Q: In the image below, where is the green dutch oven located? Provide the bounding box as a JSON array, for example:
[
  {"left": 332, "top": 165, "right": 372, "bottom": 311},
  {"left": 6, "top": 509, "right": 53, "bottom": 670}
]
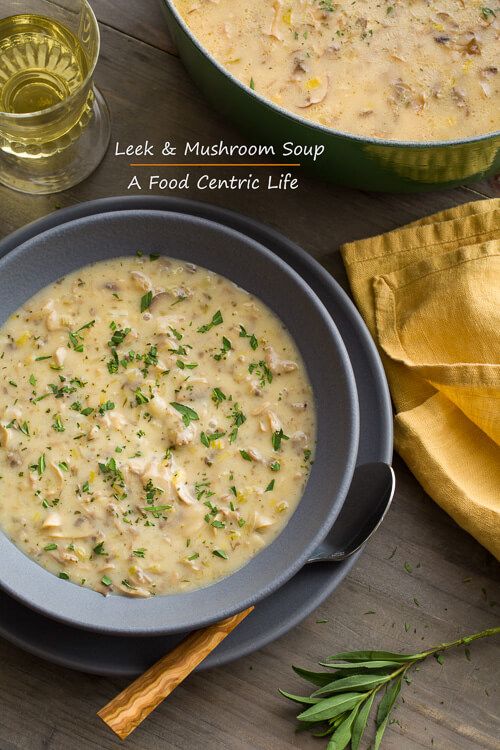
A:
[{"left": 160, "top": 0, "right": 499, "bottom": 193}]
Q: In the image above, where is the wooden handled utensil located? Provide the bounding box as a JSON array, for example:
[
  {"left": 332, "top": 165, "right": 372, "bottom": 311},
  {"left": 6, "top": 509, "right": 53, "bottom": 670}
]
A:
[{"left": 98, "top": 607, "right": 253, "bottom": 740}]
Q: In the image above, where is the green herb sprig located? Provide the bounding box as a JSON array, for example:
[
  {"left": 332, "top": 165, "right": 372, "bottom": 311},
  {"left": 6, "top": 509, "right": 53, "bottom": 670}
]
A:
[{"left": 280, "top": 627, "right": 500, "bottom": 749}]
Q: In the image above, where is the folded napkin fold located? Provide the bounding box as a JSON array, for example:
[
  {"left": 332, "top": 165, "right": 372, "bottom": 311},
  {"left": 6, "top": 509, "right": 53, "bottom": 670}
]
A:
[{"left": 341, "top": 199, "right": 500, "bottom": 560}]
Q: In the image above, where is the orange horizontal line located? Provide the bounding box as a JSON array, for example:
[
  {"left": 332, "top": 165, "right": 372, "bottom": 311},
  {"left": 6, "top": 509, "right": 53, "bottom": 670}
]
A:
[{"left": 129, "top": 163, "right": 302, "bottom": 167}]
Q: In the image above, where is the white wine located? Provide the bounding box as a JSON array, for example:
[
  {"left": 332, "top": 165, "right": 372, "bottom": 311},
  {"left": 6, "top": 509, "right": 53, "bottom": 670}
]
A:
[
  {"left": 0, "top": 1, "right": 110, "bottom": 194},
  {"left": 0, "top": 13, "right": 93, "bottom": 158},
  {"left": 0, "top": 14, "right": 88, "bottom": 115}
]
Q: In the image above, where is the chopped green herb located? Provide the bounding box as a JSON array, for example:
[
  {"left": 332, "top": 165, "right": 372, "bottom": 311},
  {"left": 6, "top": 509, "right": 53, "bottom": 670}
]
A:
[
  {"left": 270, "top": 461, "right": 281, "bottom": 472},
  {"left": 69, "top": 320, "right": 95, "bottom": 352},
  {"left": 36, "top": 454, "right": 46, "bottom": 476},
  {"left": 19, "top": 421, "right": 30, "bottom": 436},
  {"left": 170, "top": 402, "right": 199, "bottom": 427},
  {"left": 248, "top": 360, "right": 273, "bottom": 388},
  {"left": 197, "top": 310, "right": 223, "bottom": 333},
  {"left": 212, "top": 387, "right": 227, "bottom": 407},
  {"left": 240, "top": 450, "right": 252, "bottom": 461},
  {"left": 228, "top": 403, "right": 246, "bottom": 443},
  {"left": 135, "top": 389, "right": 150, "bottom": 406},
  {"left": 140, "top": 291, "right": 153, "bottom": 313},
  {"left": 44, "top": 543, "right": 58, "bottom": 551},
  {"left": 142, "top": 504, "right": 172, "bottom": 516},
  {"left": 265, "top": 480, "right": 275, "bottom": 492},
  {"left": 176, "top": 359, "right": 198, "bottom": 370},
  {"left": 93, "top": 542, "right": 107, "bottom": 556},
  {"left": 52, "top": 415, "right": 65, "bottom": 432},
  {"left": 108, "top": 326, "right": 130, "bottom": 348},
  {"left": 272, "top": 428, "right": 290, "bottom": 451},
  {"left": 101, "top": 575, "right": 112, "bottom": 587},
  {"left": 213, "top": 549, "right": 228, "bottom": 559},
  {"left": 201, "top": 430, "right": 226, "bottom": 447},
  {"left": 239, "top": 325, "right": 258, "bottom": 350},
  {"left": 169, "top": 326, "right": 183, "bottom": 341},
  {"left": 133, "top": 548, "right": 146, "bottom": 558},
  {"left": 213, "top": 336, "right": 232, "bottom": 361},
  {"left": 58, "top": 572, "right": 69, "bottom": 580},
  {"left": 98, "top": 400, "right": 115, "bottom": 415}
]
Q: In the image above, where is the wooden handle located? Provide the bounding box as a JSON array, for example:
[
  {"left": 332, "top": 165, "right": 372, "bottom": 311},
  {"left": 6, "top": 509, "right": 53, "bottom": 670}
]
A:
[{"left": 98, "top": 607, "right": 254, "bottom": 740}]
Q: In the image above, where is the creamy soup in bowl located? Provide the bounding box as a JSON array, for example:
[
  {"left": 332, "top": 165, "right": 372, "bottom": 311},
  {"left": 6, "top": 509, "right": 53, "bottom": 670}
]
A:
[
  {"left": 0, "top": 255, "right": 315, "bottom": 598},
  {"left": 174, "top": 0, "right": 500, "bottom": 142},
  {"left": 0, "top": 208, "right": 359, "bottom": 635}
]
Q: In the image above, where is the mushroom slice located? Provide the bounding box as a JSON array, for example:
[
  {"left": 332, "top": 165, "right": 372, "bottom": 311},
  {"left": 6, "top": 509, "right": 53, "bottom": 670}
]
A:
[
  {"left": 149, "top": 292, "right": 170, "bottom": 311},
  {"left": 99, "top": 410, "right": 128, "bottom": 431},
  {"left": 130, "top": 271, "right": 153, "bottom": 292},
  {"left": 264, "top": 345, "right": 298, "bottom": 375},
  {"left": 42, "top": 512, "right": 62, "bottom": 529},
  {"left": 264, "top": 409, "right": 282, "bottom": 432},
  {"left": 86, "top": 424, "right": 100, "bottom": 441},
  {"left": 175, "top": 481, "right": 196, "bottom": 505},
  {"left": 118, "top": 583, "right": 151, "bottom": 598},
  {"left": 296, "top": 76, "right": 329, "bottom": 108},
  {"left": 53, "top": 347, "right": 67, "bottom": 367},
  {"left": 252, "top": 512, "right": 275, "bottom": 532},
  {"left": 267, "top": 0, "right": 284, "bottom": 40},
  {"left": 49, "top": 461, "right": 65, "bottom": 490}
]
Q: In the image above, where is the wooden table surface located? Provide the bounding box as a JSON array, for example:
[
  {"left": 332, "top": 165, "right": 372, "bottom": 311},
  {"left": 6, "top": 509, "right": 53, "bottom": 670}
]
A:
[{"left": 0, "top": 2, "right": 498, "bottom": 749}]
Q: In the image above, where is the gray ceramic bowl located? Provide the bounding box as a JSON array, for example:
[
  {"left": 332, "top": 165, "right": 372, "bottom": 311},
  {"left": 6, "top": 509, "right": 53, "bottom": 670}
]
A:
[{"left": 0, "top": 210, "right": 359, "bottom": 635}]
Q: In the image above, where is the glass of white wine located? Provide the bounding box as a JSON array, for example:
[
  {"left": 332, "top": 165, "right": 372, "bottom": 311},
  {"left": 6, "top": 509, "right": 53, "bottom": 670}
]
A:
[{"left": 0, "top": 0, "right": 110, "bottom": 194}]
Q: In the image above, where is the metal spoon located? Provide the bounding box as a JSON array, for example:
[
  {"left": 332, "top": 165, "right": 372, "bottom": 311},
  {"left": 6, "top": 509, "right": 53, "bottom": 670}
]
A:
[{"left": 307, "top": 462, "right": 395, "bottom": 563}]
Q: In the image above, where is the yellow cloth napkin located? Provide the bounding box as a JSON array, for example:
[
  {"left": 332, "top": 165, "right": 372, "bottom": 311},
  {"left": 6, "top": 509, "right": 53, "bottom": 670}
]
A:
[{"left": 341, "top": 199, "right": 500, "bottom": 560}]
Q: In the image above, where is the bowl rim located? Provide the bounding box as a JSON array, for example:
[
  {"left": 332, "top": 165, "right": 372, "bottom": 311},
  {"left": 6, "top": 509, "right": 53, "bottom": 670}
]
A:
[
  {"left": 0, "top": 209, "right": 360, "bottom": 635},
  {"left": 162, "top": 0, "right": 500, "bottom": 149}
]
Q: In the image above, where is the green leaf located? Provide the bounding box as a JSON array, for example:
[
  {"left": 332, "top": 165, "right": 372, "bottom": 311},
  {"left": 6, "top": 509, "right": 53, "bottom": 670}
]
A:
[
  {"left": 376, "top": 674, "right": 403, "bottom": 726},
  {"left": 170, "top": 402, "right": 199, "bottom": 426},
  {"left": 351, "top": 692, "right": 376, "bottom": 750},
  {"left": 212, "top": 549, "right": 228, "bottom": 559},
  {"left": 292, "top": 666, "right": 339, "bottom": 687},
  {"left": 297, "top": 692, "right": 365, "bottom": 723},
  {"left": 312, "top": 673, "right": 392, "bottom": 697},
  {"left": 325, "top": 650, "right": 416, "bottom": 663},
  {"left": 319, "top": 660, "right": 400, "bottom": 670},
  {"left": 197, "top": 310, "right": 223, "bottom": 333},
  {"left": 326, "top": 705, "right": 359, "bottom": 750},
  {"left": 278, "top": 690, "right": 321, "bottom": 706},
  {"left": 373, "top": 714, "right": 390, "bottom": 750},
  {"left": 140, "top": 291, "right": 153, "bottom": 312}
]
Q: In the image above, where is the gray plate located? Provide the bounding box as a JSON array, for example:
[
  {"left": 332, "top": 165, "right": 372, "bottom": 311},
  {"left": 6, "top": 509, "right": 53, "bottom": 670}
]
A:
[{"left": 0, "top": 198, "right": 392, "bottom": 675}]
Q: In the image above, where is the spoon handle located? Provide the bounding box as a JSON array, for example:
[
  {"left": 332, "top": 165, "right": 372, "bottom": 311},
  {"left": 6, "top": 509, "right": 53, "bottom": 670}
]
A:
[{"left": 98, "top": 607, "right": 254, "bottom": 740}]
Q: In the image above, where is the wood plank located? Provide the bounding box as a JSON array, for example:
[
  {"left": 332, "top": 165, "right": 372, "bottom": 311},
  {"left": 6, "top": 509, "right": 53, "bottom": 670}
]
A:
[
  {"left": 0, "top": 11, "right": 498, "bottom": 750},
  {"left": 44, "top": 0, "right": 177, "bottom": 53}
]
